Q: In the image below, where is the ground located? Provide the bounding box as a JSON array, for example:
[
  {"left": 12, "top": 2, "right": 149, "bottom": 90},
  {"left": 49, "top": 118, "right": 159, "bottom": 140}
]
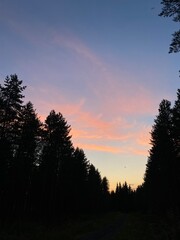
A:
[{"left": 0, "top": 212, "right": 179, "bottom": 240}]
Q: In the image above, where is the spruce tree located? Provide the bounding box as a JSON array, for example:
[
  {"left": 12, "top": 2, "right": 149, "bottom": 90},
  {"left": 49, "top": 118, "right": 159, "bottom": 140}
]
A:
[
  {"left": 0, "top": 75, "right": 26, "bottom": 220},
  {"left": 101, "top": 177, "right": 110, "bottom": 210},
  {"left": 144, "top": 100, "right": 174, "bottom": 213},
  {"left": 87, "top": 164, "right": 102, "bottom": 212},
  {"left": 12, "top": 101, "right": 41, "bottom": 217},
  {"left": 0, "top": 74, "right": 26, "bottom": 140},
  {"left": 172, "top": 89, "right": 180, "bottom": 213},
  {"left": 72, "top": 147, "right": 89, "bottom": 211},
  {"left": 38, "top": 110, "right": 74, "bottom": 218}
]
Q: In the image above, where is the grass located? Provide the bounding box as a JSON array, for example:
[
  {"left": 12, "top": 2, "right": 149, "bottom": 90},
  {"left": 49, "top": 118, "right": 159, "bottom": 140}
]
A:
[
  {"left": 114, "top": 213, "right": 180, "bottom": 240},
  {"left": 0, "top": 212, "right": 122, "bottom": 240},
  {"left": 0, "top": 212, "right": 180, "bottom": 240}
]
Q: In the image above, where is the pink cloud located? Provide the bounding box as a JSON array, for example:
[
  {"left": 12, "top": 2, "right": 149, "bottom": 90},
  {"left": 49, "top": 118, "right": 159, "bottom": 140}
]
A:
[
  {"left": 6, "top": 21, "right": 158, "bottom": 119},
  {"left": 16, "top": 29, "right": 155, "bottom": 157},
  {"left": 74, "top": 143, "right": 124, "bottom": 154},
  {"left": 136, "top": 126, "right": 151, "bottom": 147},
  {"left": 130, "top": 149, "right": 149, "bottom": 156},
  {"left": 26, "top": 82, "right": 152, "bottom": 156},
  {"left": 30, "top": 91, "right": 151, "bottom": 156},
  {"left": 1, "top": 13, "right": 163, "bottom": 191},
  {"left": 53, "top": 34, "right": 157, "bottom": 116}
]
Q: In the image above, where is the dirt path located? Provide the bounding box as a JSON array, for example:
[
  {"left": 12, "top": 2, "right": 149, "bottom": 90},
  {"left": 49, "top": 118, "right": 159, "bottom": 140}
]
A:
[{"left": 78, "top": 214, "right": 127, "bottom": 240}]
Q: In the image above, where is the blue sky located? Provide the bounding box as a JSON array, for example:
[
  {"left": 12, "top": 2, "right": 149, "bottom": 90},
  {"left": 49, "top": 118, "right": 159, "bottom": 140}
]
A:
[{"left": 0, "top": 0, "right": 179, "bottom": 190}]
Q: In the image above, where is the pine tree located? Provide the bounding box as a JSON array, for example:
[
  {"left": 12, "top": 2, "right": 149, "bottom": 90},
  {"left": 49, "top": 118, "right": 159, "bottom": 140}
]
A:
[
  {"left": 38, "top": 110, "right": 74, "bottom": 218},
  {"left": 87, "top": 164, "right": 102, "bottom": 212},
  {"left": 12, "top": 102, "right": 41, "bottom": 217},
  {"left": 101, "top": 177, "right": 109, "bottom": 196},
  {"left": 144, "top": 99, "right": 175, "bottom": 213},
  {"left": 0, "top": 74, "right": 26, "bottom": 141},
  {"left": 72, "top": 147, "right": 89, "bottom": 211},
  {"left": 101, "top": 177, "right": 110, "bottom": 210},
  {"left": 0, "top": 75, "right": 26, "bottom": 220},
  {"left": 172, "top": 89, "right": 180, "bottom": 213}
]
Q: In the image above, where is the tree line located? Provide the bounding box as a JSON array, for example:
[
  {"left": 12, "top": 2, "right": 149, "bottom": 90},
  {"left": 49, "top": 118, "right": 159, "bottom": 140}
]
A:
[
  {"left": 1, "top": 74, "right": 179, "bottom": 226},
  {"left": 0, "top": 74, "right": 113, "bottom": 224},
  {"left": 0, "top": 0, "right": 180, "bottom": 230},
  {"left": 0, "top": 75, "right": 137, "bottom": 223}
]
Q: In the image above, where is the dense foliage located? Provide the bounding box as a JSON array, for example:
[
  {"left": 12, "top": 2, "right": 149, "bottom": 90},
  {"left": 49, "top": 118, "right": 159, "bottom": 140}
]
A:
[
  {"left": 160, "top": 0, "right": 180, "bottom": 53},
  {"left": 0, "top": 75, "right": 112, "bottom": 224},
  {"left": 143, "top": 90, "right": 180, "bottom": 215}
]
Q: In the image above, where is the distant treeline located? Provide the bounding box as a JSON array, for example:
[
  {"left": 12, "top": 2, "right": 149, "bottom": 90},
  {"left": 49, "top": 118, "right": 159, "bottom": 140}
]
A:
[{"left": 0, "top": 75, "right": 180, "bottom": 225}]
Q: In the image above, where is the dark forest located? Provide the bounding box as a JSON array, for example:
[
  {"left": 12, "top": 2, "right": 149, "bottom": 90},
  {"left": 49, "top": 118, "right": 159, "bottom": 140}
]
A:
[
  {"left": 0, "top": 0, "right": 180, "bottom": 238},
  {"left": 0, "top": 74, "right": 180, "bottom": 239}
]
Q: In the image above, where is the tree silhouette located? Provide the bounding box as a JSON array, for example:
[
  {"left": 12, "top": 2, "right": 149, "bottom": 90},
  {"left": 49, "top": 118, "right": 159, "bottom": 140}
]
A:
[
  {"left": 101, "top": 177, "right": 109, "bottom": 196},
  {"left": 0, "top": 75, "right": 26, "bottom": 221},
  {"left": 0, "top": 75, "right": 26, "bottom": 164},
  {"left": 171, "top": 89, "right": 180, "bottom": 213},
  {"left": 12, "top": 102, "right": 41, "bottom": 218},
  {"left": 159, "top": 1, "right": 180, "bottom": 54},
  {"left": 101, "top": 177, "right": 110, "bottom": 210},
  {"left": 87, "top": 164, "right": 102, "bottom": 212},
  {"left": 38, "top": 110, "right": 74, "bottom": 218},
  {"left": 144, "top": 99, "right": 175, "bottom": 213},
  {"left": 0, "top": 75, "right": 26, "bottom": 139},
  {"left": 72, "top": 147, "right": 89, "bottom": 212}
]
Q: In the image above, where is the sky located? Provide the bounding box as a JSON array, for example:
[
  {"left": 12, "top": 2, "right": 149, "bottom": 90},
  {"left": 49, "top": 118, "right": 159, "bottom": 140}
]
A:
[{"left": 0, "top": 0, "right": 180, "bottom": 190}]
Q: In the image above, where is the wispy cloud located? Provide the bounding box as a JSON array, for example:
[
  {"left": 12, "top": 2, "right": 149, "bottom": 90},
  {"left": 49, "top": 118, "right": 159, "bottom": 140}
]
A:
[
  {"left": 52, "top": 33, "right": 157, "bottom": 116},
  {"left": 4, "top": 20, "right": 154, "bottom": 158},
  {"left": 26, "top": 83, "right": 151, "bottom": 156},
  {"left": 74, "top": 143, "right": 124, "bottom": 154},
  {"left": 53, "top": 33, "right": 106, "bottom": 70}
]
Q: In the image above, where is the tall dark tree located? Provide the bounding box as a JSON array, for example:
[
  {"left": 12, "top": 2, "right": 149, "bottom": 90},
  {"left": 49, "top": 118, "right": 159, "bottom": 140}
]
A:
[
  {"left": 0, "top": 74, "right": 26, "bottom": 140},
  {"left": 101, "top": 177, "right": 110, "bottom": 210},
  {"left": 101, "top": 177, "right": 109, "bottom": 196},
  {"left": 172, "top": 89, "right": 180, "bottom": 213},
  {"left": 144, "top": 99, "right": 175, "bottom": 213},
  {"left": 87, "top": 164, "right": 102, "bottom": 212},
  {"left": 38, "top": 110, "right": 74, "bottom": 218},
  {"left": 172, "top": 89, "right": 180, "bottom": 154},
  {"left": 0, "top": 75, "right": 26, "bottom": 165},
  {"left": 0, "top": 75, "right": 26, "bottom": 221},
  {"left": 11, "top": 102, "right": 42, "bottom": 218},
  {"left": 72, "top": 147, "right": 89, "bottom": 211}
]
